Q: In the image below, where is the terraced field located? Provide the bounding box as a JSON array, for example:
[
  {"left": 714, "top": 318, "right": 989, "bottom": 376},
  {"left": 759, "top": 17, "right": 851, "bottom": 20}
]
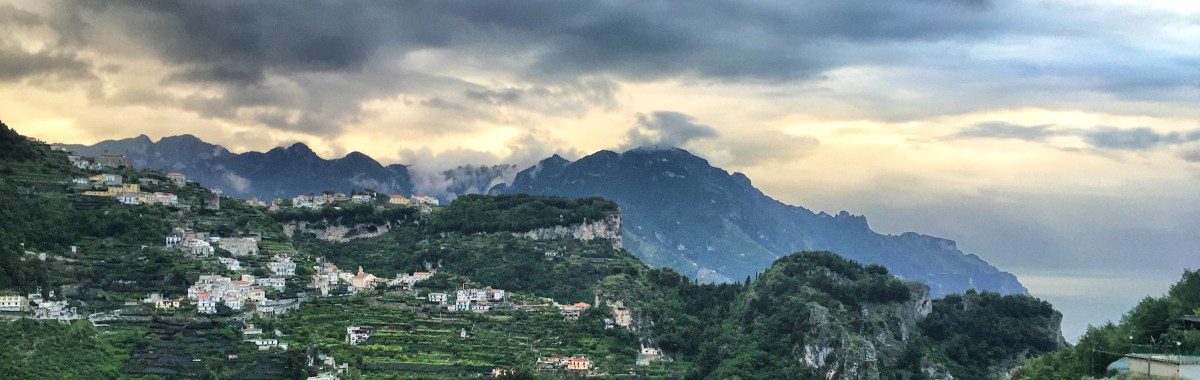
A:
[{"left": 276, "top": 293, "right": 681, "bottom": 378}]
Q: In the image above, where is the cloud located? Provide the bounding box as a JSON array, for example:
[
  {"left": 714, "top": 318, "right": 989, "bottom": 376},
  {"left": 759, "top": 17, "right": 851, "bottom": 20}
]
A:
[
  {"left": 1181, "top": 147, "right": 1200, "bottom": 163},
  {"left": 1083, "top": 126, "right": 1199, "bottom": 151},
  {"left": 220, "top": 171, "right": 251, "bottom": 193},
  {"left": 954, "top": 122, "right": 1059, "bottom": 142},
  {"left": 620, "top": 111, "right": 719, "bottom": 150},
  {"left": 0, "top": 41, "right": 95, "bottom": 84},
  {"left": 398, "top": 128, "right": 581, "bottom": 199},
  {"left": 2, "top": 0, "right": 1194, "bottom": 138},
  {"left": 952, "top": 122, "right": 1200, "bottom": 157}
]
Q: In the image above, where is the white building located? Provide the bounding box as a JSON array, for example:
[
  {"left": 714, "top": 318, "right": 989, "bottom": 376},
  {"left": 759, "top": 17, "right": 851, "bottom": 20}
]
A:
[
  {"left": 196, "top": 293, "right": 217, "bottom": 314},
  {"left": 167, "top": 172, "right": 187, "bottom": 186},
  {"left": 427, "top": 292, "right": 448, "bottom": 303},
  {"left": 219, "top": 257, "right": 242, "bottom": 271},
  {"left": 181, "top": 238, "right": 215, "bottom": 256},
  {"left": 267, "top": 255, "right": 297, "bottom": 277},
  {"left": 1126, "top": 354, "right": 1200, "bottom": 379},
  {"left": 257, "top": 277, "right": 286, "bottom": 291},
  {"left": 0, "top": 295, "right": 30, "bottom": 312},
  {"left": 219, "top": 237, "right": 259, "bottom": 257},
  {"left": 117, "top": 192, "right": 141, "bottom": 205},
  {"left": 411, "top": 195, "right": 439, "bottom": 206},
  {"left": 347, "top": 326, "right": 370, "bottom": 346},
  {"left": 34, "top": 301, "right": 79, "bottom": 321}
]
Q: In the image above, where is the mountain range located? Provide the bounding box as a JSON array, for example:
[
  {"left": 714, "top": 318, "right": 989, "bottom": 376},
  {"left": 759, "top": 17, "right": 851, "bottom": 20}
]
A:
[{"left": 57, "top": 135, "right": 1027, "bottom": 296}]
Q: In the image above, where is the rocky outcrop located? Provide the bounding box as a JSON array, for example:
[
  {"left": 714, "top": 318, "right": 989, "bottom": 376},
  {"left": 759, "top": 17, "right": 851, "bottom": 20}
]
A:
[
  {"left": 796, "top": 282, "right": 944, "bottom": 379},
  {"left": 282, "top": 220, "right": 396, "bottom": 242},
  {"left": 513, "top": 213, "right": 622, "bottom": 249}
]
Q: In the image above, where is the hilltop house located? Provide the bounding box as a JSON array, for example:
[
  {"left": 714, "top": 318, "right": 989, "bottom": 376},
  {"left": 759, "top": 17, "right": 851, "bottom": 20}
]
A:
[
  {"left": 411, "top": 195, "right": 439, "bottom": 206},
  {"left": 219, "top": 237, "right": 259, "bottom": 257},
  {"left": 257, "top": 277, "right": 286, "bottom": 291},
  {"left": 188, "top": 275, "right": 266, "bottom": 313},
  {"left": 34, "top": 301, "right": 79, "bottom": 321},
  {"left": 0, "top": 295, "right": 30, "bottom": 312},
  {"left": 538, "top": 356, "right": 593, "bottom": 372},
  {"left": 196, "top": 293, "right": 216, "bottom": 313},
  {"left": 560, "top": 302, "right": 591, "bottom": 319},
  {"left": 156, "top": 298, "right": 182, "bottom": 310},
  {"left": 181, "top": 237, "right": 215, "bottom": 256},
  {"left": 267, "top": 255, "right": 297, "bottom": 277},
  {"left": 312, "top": 261, "right": 342, "bottom": 296},
  {"left": 427, "top": 292, "right": 448, "bottom": 303},
  {"left": 219, "top": 257, "right": 242, "bottom": 271},
  {"left": 167, "top": 172, "right": 187, "bottom": 186},
  {"left": 351, "top": 194, "right": 373, "bottom": 203},
  {"left": 388, "top": 194, "right": 411, "bottom": 206},
  {"left": 348, "top": 267, "right": 379, "bottom": 290},
  {"left": 637, "top": 346, "right": 663, "bottom": 365},
  {"left": 96, "top": 152, "right": 131, "bottom": 168},
  {"left": 346, "top": 326, "right": 370, "bottom": 346}
]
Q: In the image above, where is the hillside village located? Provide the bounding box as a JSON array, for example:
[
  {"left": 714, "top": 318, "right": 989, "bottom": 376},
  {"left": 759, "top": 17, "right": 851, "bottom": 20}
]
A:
[
  {"left": 1, "top": 144, "right": 658, "bottom": 378},
  {"left": 0, "top": 126, "right": 1088, "bottom": 379}
]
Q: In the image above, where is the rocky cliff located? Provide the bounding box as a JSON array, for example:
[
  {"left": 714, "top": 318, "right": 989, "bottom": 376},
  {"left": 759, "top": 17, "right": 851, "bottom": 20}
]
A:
[
  {"left": 512, "top": 213, "right": 623, "bottom": 249},
  {"left": 282, "top": 219, "right": 398, "bottom": 243}
]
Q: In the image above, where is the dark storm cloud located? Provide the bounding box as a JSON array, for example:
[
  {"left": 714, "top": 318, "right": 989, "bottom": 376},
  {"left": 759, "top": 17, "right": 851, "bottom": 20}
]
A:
[
  {"left": 60, "top": 0, "right": 1006, "bottom": 86},
  {"left": 955, "top": 122, "right": 1059, "bottom": 142},
  {"left": 0, "top": 42, "right": 95, "bottom": 83},
  {"left": 11, "top": 0, "right": 1197, "bottom": 134},
  {"left": 621, "top": 111, "right": 719, "bottom": 149}
]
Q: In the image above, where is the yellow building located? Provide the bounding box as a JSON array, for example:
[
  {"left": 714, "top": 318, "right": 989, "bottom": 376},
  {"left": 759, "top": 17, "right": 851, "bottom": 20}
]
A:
[{"left": 82, "top": 183, "right": 139, "bottom": 197}]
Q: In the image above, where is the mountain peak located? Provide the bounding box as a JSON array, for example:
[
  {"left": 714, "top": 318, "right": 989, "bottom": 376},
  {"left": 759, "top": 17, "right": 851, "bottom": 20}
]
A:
[
  {"left": 541, "top": 154, "right": 570, "bottom": 166},
  {"left": 157, "top": 134, "right": 203, "bottom": 144},
  {"left": 286, "top": 142, "right": 315, "bottom": 155}
]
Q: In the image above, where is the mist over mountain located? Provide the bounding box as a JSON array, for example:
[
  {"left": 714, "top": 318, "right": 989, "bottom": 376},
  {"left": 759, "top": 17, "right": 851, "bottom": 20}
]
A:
[{"left": 60, "top": 137, "right": 1025, "bottom": 296}]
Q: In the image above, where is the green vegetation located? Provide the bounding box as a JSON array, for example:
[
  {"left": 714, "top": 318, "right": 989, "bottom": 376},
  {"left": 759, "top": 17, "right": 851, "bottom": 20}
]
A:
[
  {"left": 0, "top": 320, "right": 131, "bottom": 379},
  {"left": 275, "top": 293, "right": 653, "bottom": 378},
  {"left": 922, "top": 290, "right": 1063, "bottom": 378},
  {"left": 1013, "top": 270, "right": 1200, "bottom": 379},
  {"left": 427, "top": 194, "right": 618, "bottom": 234}
]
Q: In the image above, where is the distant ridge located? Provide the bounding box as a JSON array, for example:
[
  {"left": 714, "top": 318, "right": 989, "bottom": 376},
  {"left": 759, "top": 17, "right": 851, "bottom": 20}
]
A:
[
  {"left": 493, "top": 147, "right": 1027, "bottom": 297},
  {"left": 61, "top": 135, "right": 1026, "bottom": 296}
]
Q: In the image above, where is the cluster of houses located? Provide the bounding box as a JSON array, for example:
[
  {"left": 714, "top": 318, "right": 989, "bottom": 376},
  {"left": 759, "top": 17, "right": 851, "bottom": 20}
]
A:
[
  {"left": 166, "top": 229, "right": 260, "bottom": 257},
  {"left": 65, "top": 152, "right": 131, "bottom": 171},
  {"left": 187, "top": 275, "right": 269, "bottom": 314},
  {"left": 0, "top": 294, "right": 79, "bottom": 322},
  {"left": 310, "top": 258, "right": 429, "bottom": 295},
  {"left": 288, "top": 192, "right": 440, "bottom": 210},
  {"left": 427, "top": 286, "right": 507, "bottom": 313},
  {"left": 142, "top": 293, "right": 184, "bottom": 309},
  {"left": 387, "top": 270, "right": 434, "bottom": 289},
  {"left": 78, "top": 176, "right": 181, "bottom": 206},
  {"left": 537, "top": 356, "right": 594, "bottom": 372}
]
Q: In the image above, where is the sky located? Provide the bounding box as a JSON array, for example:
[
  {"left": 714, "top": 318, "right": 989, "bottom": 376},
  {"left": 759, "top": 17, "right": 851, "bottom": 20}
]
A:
[{"left": 1, "top": 0, "right": 1197, "bottom": 341}]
